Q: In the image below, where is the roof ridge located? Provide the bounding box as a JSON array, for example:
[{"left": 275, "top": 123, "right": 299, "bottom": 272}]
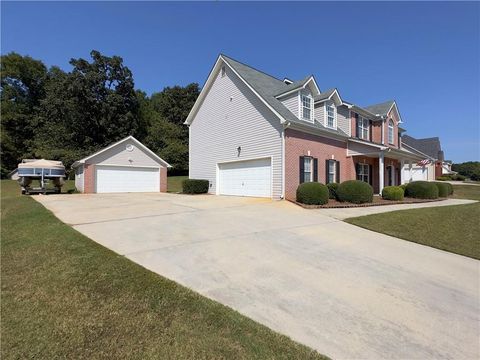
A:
[{"left": 220, "top": 54, "right": 288, "bottom": 84}]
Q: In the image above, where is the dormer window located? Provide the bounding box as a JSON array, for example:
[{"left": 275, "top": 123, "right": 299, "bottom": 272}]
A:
[
  {"left": 325, "top": 102, "right": 337, "bottom": 129},
  {"left": 301, "top": 94, "right": 313, "bottom": 121},
  {"left": 388, "top": 119, "right": 394, "bottom": 144}
]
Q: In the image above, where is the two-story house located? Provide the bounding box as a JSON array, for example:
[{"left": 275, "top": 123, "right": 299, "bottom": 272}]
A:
[{"left": 185, "top": 54, "right": 425, "bottom": 200}]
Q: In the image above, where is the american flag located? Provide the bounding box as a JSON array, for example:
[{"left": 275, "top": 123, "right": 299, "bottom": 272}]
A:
[{"left": 417, "top": 159, "right": 430, "bottom": 166}]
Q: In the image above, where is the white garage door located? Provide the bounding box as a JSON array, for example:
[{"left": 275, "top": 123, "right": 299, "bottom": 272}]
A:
[
  {"left": 405, "top": 166, "right": 428, "bottom": 181},
  {"left": 218, "top": 158, "right": 271, "bottom": 197},
  {"left": 95, "top": 166, "right": 160, "bottom": 193}
]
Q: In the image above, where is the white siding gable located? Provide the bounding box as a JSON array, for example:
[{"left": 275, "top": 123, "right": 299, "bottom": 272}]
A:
[
  {"left": 87, "top": 141, "right": 162, "bottom": 167},
  {"left": 189, "top": 65, "right": 283, "bottom": 198},
  {"left": 279, "top": 92, "right": 299, "bottom": 118}
]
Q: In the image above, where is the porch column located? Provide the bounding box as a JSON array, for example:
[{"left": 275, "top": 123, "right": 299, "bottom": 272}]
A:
[
  {"left": 400, "top": 159, "right": 405, "bottom": 184},
  {"left": 408, "top": 160, "right": 413, "bottom": 182},
  {"left": 379, "top": 151, "right": 385, "bottom": 194}
]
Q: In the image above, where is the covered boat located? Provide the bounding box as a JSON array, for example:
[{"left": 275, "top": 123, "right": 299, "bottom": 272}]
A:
[{"left": 17, "top": 159, "right": 66, "bottom": 194}]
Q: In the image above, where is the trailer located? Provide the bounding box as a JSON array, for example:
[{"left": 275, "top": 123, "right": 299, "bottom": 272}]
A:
[{"left": 17, "top": 159, "right": 66, "bottom": 194}]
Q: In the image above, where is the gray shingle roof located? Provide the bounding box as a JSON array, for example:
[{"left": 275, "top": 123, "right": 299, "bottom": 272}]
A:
[
  {"left": 363, "top": 100, "right": 395, "bottom": 116},
  {"left": 221, "top": 55, "right": 348, "bottom": 137},
  {"left": 313, "top": 88, "right": 336, "bottom": 102},
  {"left": 402, "top": 135, "right": 442, "bottom": 159}
]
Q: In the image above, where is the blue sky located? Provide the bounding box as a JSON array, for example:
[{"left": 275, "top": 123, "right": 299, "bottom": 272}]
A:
[{"left": 2, "top": 1, "right": 479, "bottom": 162}]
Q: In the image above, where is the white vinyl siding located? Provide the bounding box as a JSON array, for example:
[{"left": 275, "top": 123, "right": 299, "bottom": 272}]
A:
[
  {"left": 189, "top": 65, "right": 283, "bottom": 199},
  {"left": 75, "top": 165, "right": 84, "bottom": 192},
  {"left": 95, "top": 166, "right": 159, "bottom": 193},
  {"left": 336, "top": 106, "right": 350, "bottom": 135},
  {"left": 280, "top": 92, "right": 299, "bottom": 118},
  {"left": 91, "top": 141, "right": 160, "bottom": 167}
]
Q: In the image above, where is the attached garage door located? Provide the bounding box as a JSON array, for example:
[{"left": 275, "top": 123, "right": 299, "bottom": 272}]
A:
[
  {"left": 406, "top": 166, "right": 428, "bottom": 181},
  {"left": 95, "top": 166, "right": 159, "bottom": 193},
  {"left": 218, "top": 158, "right": 271, "bottom": 197}
]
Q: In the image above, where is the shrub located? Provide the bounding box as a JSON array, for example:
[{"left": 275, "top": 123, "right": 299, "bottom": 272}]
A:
[
  {"left": 436, "top": 176, "right": 451, "bottom": 181},
  {"left": 326, "top": 183, "right": 339, "bottom": 200},
  {"left": 445, "top": 182, "right": 454, "bottom": 195},
  {"left": 337, "top": 180, "right": 374, "bottom": 204},
  {"left": 434, "top": 182, "right": 451, "bottom": 197},
  {"left": 405, "top": 181, "right": 439, "bottom": 199},
  {"left": 399, "top": 183, "right": 408, "bottom": 191},
  {"left": 382, "top": 186, "right": 404, "bottom": 201},
  {"left": 452, "top": 174, "right": 466, "bottom": 181},
  {"left": 296, "top": 182, "right": 329, "bottom": 205},
  {"left": 182, "top": 179, "right": 209, "bottom": 194}
]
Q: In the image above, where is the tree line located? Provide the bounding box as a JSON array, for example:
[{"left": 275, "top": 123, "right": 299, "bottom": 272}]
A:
[{"left": 1, "top": 50, "right": 199, "bottom": 177}]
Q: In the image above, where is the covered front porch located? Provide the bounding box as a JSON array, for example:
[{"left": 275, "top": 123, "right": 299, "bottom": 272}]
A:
[{"left": 348, "top": 139, "right": 423, "bottom": 194}]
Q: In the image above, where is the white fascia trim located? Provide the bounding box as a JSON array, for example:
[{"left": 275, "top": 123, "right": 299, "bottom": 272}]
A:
[
  {"left": 74, "top": 136, "right": 172, "bottom": 168},
  {"left": 303, "top": 76, "right": 321, "bottom": 95},
  {"left": 288, "top": 122, "right": 347, "bottom": 143},
  {"left": 388, "top": 101, "right": 403, "bottom": 124}
]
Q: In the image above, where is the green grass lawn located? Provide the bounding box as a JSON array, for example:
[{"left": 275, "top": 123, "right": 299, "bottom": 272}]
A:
[
  {"left": 1, "top": 180, "right": 325, "bottom": 359},
  {"left": 167, "top": 175, "right": 188, "bottom": 193},
  {"left": 345, "top": 185, "right": 480, "bottom": 259}
]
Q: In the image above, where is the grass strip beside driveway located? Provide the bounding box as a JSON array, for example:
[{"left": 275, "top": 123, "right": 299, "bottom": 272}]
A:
[
  {"left": 1, "top": 180, "right": 325, "bottom": 359},
  {"left": 345, "top": 185, "right": 480, "bottom": 260}
]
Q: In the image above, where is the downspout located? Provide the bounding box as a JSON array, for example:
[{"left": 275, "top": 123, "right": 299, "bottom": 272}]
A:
[{"left": 281, "top": 122, "right": 291, "bottom": 199}]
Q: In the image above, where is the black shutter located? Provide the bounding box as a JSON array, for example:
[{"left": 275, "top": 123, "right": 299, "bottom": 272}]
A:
[
  {"left": 369, "top": 164, "right": 373, "bottom": 186},
  {"left": 355, "top": 162, "right": 360, "bottom": 180},
  {"left": 369, "top": 120, "right": 372, "bottom": 141},
  {"left": 325, "top": 159, "right": 330, "bottom": 184},
  {"left": 299, "top": 156, "right": 305, "bottom": 184},
  {"left": 313, "top": 158, "right": 318, "bottom": 182},
  {"left": 336, "top": 161, "right": 340, "bottom": 183}
]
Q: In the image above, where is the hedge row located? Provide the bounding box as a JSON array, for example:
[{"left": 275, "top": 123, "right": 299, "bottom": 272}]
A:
[
  {"left": 296, "top": 182, "right": 329, "bottom": 205},
  {"left": 382, "top": 186, "right": 404, "bottom": 201}
]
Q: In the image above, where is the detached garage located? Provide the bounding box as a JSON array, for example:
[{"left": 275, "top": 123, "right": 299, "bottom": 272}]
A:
[{"left": 72, "top": 136, "right": 171, "bottom": 193}]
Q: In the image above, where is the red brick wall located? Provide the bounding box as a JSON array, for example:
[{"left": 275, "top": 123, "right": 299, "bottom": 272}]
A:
[
  {"left": 83, "top": 164, "right": 95, "bottom": 193},
  {"left": 350, "top": 113, "right": 357, "bottom": 138},
  {"left": 435, "top": 162, "right": 442, "bottom": 178},
  {"left": 284, "top": 129, "right": 355, "bottom": 200},
  {"left": 160, "top": 167, "right": 167, "bottom": 192},
  {"left": 372, "top": 122, "right": 382, "bottom": 144},
  {"left": 385, "top": 109, "right": 399, "bottom": 148}
]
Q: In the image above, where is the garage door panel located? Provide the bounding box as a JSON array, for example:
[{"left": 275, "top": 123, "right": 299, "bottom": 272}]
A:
[
  {"left": 404, "top": 166, "right": 428, "bottom": 181},
  {"left": 219, "top": 158, "right": 271, "bottom": 198},
  {"left": 96, "top": 166, "right": 159, "bottom": 193}
]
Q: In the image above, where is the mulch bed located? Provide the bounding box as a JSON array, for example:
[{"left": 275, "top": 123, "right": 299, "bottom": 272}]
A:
[{"left": 292, "top": 196, "right": 445, "bottom": 209}]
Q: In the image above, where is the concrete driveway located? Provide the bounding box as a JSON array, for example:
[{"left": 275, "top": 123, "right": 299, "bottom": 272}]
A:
[{"left": 35, "top": 193, "right": 479, "bottom": 359}]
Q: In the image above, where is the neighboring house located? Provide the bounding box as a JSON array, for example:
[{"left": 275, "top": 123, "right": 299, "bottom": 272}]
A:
[
  {"left": 401, "top": 135, "right": 454, "bottom": 180},
  {"left": 72, "top": 136, "right": 171, "bottom": 193},
  {"left": 185, "top": 54, "right": 425, "bottom": 200},
  {"left": 8, "top": 169, "right": 19, "bottom": 180}
]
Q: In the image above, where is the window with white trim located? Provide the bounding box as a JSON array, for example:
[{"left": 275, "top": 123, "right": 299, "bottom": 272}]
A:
[
  {"left": 388, "top": 119, "right": 394, "bottom": 144},
  {"left": 356, "top": 163, "right": 369, "bottom": 183},
  {"left": 328, "top": 160, "right": 336, "bottom": 183},
  {"left": 304, "top": 157, "right": 313, "bottom": 182},
  {"left": 358, "top": 117, "right": 370, "bottom": 140},
  {"left": 326, "top": 102, "right": 336, "bottom": 128},
  {"left": 301, "top": 95, "right": 312, "bottom": 121}
]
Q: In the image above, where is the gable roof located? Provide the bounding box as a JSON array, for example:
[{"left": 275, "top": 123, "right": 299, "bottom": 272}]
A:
[
  {"left": 185, "top": 54, "right": 349, "bottom": 138},
  {"left": 364, "top": 100, "right": 395, "bottom": 117},
  {"left": 72, "top": 136, "right": 172, "bottom": 168},
  {"left": 402, "top": 135, "right": 442, "bottom": 159}
]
